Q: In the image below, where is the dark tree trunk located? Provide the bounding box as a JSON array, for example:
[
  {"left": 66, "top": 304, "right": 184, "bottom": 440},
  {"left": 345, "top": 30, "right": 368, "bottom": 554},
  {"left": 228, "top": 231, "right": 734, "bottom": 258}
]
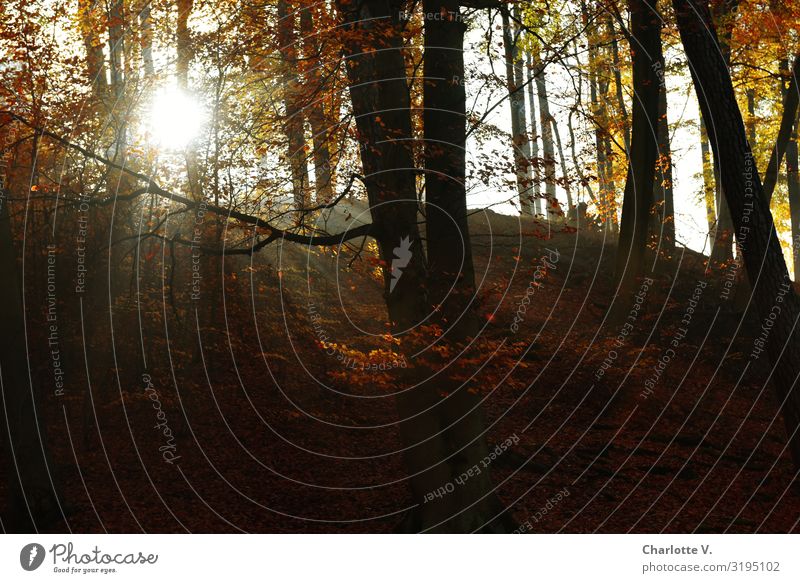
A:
[
  {"left": 746, "top": 88, "right": 756, "bottom": 148},
  {"left": 788, "top": 115, "right": 800, "bottom": 279},
  {"left": 0, "top": 148, "right": 64, "bottom": 531},
  {"left": 675, "top": 0, "right": 800, "bottom": 467},
  {"left": 614, "top": 0, "right": 662, "bottom": 289},
  {"left": 652, "top": 75, "right": 675, "bottom": 252},
  {"left": 335, "top": 0, "right": 511, "bottom": 532},
  {"left": 705, "top": 0, "right": 740, "bottom": 264},
  {"left": 419, "top": 0, "right": 511, "bottom": 532}
]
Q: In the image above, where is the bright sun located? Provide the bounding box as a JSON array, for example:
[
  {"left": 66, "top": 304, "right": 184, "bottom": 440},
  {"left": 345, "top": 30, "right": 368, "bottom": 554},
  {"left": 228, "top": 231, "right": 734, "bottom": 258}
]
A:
[{"left": 147, "top": 87, "right": 205, "bottom": 150}]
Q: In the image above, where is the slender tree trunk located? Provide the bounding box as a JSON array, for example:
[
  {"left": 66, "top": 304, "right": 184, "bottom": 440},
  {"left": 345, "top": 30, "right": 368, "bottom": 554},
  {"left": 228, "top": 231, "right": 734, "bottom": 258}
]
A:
[
  {"left": 175, "top": 0, "right": 205, "bottom": 206},
  {"left": 176, "top": 0, "right": 194, "bottom": 88},
  {"left": 700, "top": 115, "right": 717, "bottom": 238},
  {"left": 583, "top": 0, "right": 612, "bottom": 230},
  {"left": 139, "top": 1, "right": 155, "bottom": 77},
  {"left": 746, "top": 87, "right": 756, "bottom": 148},
  {"left": 501, "top": 9, "right": 533, "bottom": 215},
  {"left": 511, "top": 6, "right": 534, "bottom": 214},
  {"left": 652, "top": 75, "right": 675, "bottom": 251},
  {"left": 77, "top": 0, "right": 108, "bottom": 98},
  {"left": 106, "top": 0, "right": 133, "bottom": 305},
  {"left": 710, "top": 130, "right": 735, "bottom": 264},
  {"left": 278, "top": 0, "right": 309, "bottom": 210},
  {"left": 534, "top": 57, "right": 561, "bottom": 218},
  {"left": 525, "top": 50, "right": 543, "bottom": 215},
  {"left": 706, "top": 0, "right": 739, "bottom": 264},
  {"left": 108, "top": 0, "right": 124, "bottom": 96},
  {"left": 615, "top": 0, "right": 662, "bottom": 289},
  {"left": 675, "top": 0, "right": 800, "bottom": 468},
  {"left": 551, "top": 117, "right": 574, "bottom": 212},
  {"left": 300, "top": 4, "right": 334, "bottom": 202},
  {"left": 607, "top": 16, "right": 631, "bottom": 154},
  {"left": 788, "top": 115, "right": 800, "bottom": 279}
]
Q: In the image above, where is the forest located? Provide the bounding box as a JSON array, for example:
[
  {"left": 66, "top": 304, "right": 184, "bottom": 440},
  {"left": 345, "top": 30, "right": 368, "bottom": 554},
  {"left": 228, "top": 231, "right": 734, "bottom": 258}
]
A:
[{"left": 0, "top": 0, "right": 799, "bottom": 534}]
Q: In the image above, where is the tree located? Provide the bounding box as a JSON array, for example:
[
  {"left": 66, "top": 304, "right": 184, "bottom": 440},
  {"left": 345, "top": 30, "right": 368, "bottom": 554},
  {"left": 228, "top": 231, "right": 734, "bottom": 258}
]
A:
[
  {"left": 300, "top": 2, "right": 335, "bottom": 202},
  {"left": 653, "top": 71, "right": 675, "bottom": 253},
  {"left": 502, "top": 7, "right": 534, "bottom": 215},
  {"left": 277, "top": 0, "right": 309, "bottom": 209},
  {"left": 706, "top": 0, "right": 740, "bottom": 265},
  {"left": 0, "top": 120, "right": 64, "bottom": 531},
  {"left": 534, "top": 53, "right": 561, "bottom": 218},
  {"left": 614, "top": 0, "right": 663, "bottom": 291},
  {"left": 788, "top": 113, "right": 800, "bottom": 278},
  {"left": 674, "top": 0, "right": 800, "bottom": 467},
  {"left": 335, "top": 0, "right": 512, "bottom": 531},
  {"left": 525, "top": 50, "right": 544, "bottom": 215}
]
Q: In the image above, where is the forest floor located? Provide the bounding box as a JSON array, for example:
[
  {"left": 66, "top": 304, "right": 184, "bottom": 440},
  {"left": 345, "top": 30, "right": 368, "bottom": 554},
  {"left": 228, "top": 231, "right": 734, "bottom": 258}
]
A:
[{"left": 7, "top": 202, "right": 800, "bottom": 533}]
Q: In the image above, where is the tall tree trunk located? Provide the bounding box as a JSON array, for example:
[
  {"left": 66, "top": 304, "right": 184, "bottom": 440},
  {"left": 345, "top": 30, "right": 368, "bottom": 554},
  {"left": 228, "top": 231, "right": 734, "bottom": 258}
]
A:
[
  {"left": 583, "top": 0, "right": 612, "bottom": 230},
  {"left": 277, "top": 0, "right": 309, "bottom": 210},
  {"left": 652, "top": 76, "right": 675, "bottom": 252},
  {"left": 175, "top": 0, "right": 204, "bottom": 205},
  {"left": 706, "top": 0, "right": 740, "bottom": 264},
  {"left": 525, "top": 50, "right": 543, "bottom": 215},
  {"left": 139, "top": 1, "right": 155, "bottom": 77},
  {"left": 708, "top": 117, "right": 735, "bottom": 265},
  {"left": 675, "top": 0, "right": 800, "bottom": 468},
  {"left": 511, "top": 5, "right": 534, "bottom": 214},
  {"left": 551, "top": 117, "right": 574, "bottom": 212},
  {"left": 77, "top": 0, "right": 108, "bottom": 98},
  {"left": 700, "top": 115, "right": 717, "bottom": 238},
  {"left": 0, "top": 128, "right": 64, "bottom": 531},
  {"left": 746, "top": 87, "right": 756, "bottom": 148},
  {"left": 608, "top": 15, "right": 631, "bottom": 154},
  {"left": 788, "top": 114, "right": 800, "bottom": 279},
  {"left": 176, "top": 0, "right": 194, "bottom": 88},
  {"left": 106, "top": 0, "right": 134, "bottom": 306},
  {"left": 501, "top": 9, "right": 533, "bottom": 215},
  {"left": 534, "top": 57, "right": 561, "bottom": 218},
  {"left": 300, "top": 3, "right": 334, "bottom": 202},
  {"left": 615, "top": 0, "right": 662, "bottom": 289},
  {"left": 108, "top": 0, "right": 125, "bottom": 97},
  {"left": 336, "top": 0, "right": 510, "bottom": 532},
  {"left": 421, "top": 0, "right": 510, "bottom": 532}
]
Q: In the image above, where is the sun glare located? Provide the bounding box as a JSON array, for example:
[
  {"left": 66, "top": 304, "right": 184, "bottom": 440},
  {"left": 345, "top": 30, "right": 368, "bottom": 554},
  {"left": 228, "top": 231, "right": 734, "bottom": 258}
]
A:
[{"left": 147, "top": 87, "right": 206, "bottom": 150}]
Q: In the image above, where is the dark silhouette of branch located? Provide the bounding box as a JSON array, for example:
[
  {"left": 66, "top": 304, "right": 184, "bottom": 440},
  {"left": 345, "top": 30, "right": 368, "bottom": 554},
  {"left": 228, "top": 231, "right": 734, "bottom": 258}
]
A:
[{"left": 0, "top": 110, "right": 373, "bottom": 251}]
